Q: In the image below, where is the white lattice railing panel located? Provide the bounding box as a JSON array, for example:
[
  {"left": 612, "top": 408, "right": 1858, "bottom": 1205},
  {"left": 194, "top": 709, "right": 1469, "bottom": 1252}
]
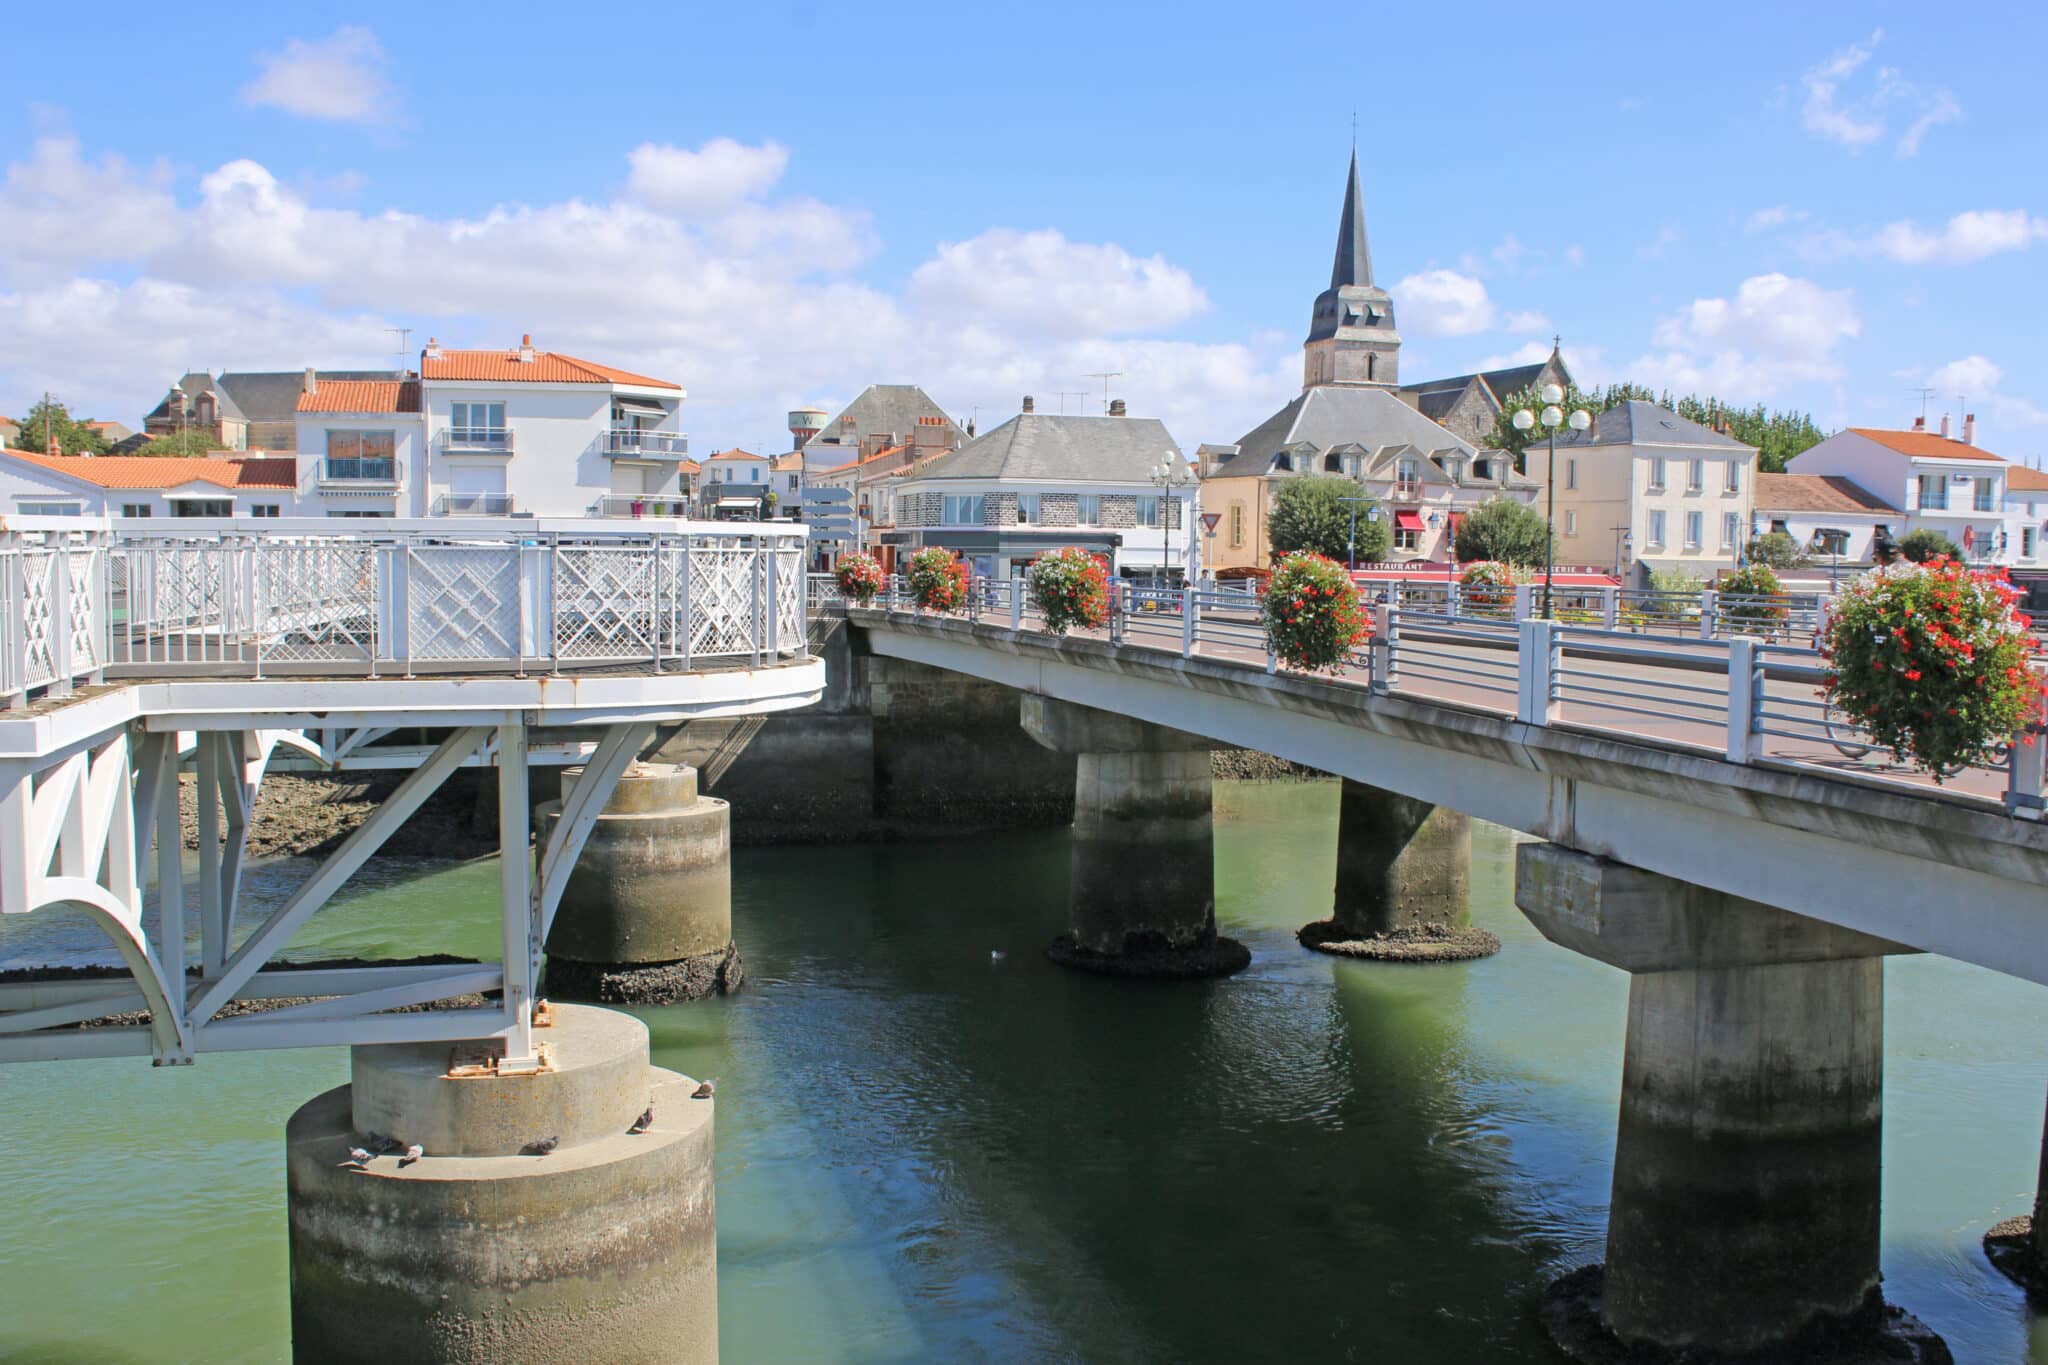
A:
[
  {"left": 687, "top": 545, "right": 758, "bottom": 658},
  {"left": 20, "top": 552, "right": 57, "bottom": 687},
  {"left": 554, "top": 546, "right": 655, "bottom": 661},
  {"left": 66, "top": 550, "right": 101, "bottom": 672},
  {"left": 775, "top": 548, "right": 804, "bottom": 652},
  {"left": 405, "top": 546, "right": 520, "bottom": 663},
  {"left": 255, "top": 544, "right": 378, "bottom": 663}
]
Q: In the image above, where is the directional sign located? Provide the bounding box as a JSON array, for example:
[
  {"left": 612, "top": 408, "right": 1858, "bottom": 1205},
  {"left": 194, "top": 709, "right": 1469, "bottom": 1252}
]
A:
[
  {"left": 1200, "top": 512, "right": 1222, "bottom": 534},
  {"left": 803, "top": 486, "right": 853, "bottom": 506},
  {"left": 808, "top": 526, "right": 858, "bottom": 543}
]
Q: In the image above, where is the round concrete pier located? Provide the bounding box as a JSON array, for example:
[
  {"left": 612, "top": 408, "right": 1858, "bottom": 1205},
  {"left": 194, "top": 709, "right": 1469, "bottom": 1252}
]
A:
[
  {"left": 539, "top": 763, "right": 742, "bottom": 1004},
  {"left": 1299, "top": 782, "right": 1498, "bottom": 963},
  {"left": 285, "top": 1004, "right": 716, "bottom": 1365}
]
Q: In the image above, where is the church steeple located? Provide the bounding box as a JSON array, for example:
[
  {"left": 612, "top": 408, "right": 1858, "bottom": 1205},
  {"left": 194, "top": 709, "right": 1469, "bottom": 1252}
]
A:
[
  {"left": 1329, "top": 150, "right": 1373, "bottom": 290},
  {"left": 1303, "top": 152, "right": 1400, "bottom": 392}
]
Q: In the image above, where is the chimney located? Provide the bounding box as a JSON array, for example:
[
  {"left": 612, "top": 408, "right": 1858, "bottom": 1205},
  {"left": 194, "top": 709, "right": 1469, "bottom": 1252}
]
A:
[
  {"left": 1109, "top": 398, "right": 1127, "bottom": 417},
  {"left": 966, "top": 417, "right": 976, "bottom": 438},
  {"left": 1940, "top": 413, "right": 1951, "bottom": 438},
  {"left": 424, "top": 337, "right": 442, "bottom": 360},
  {"left": 1912, "top": 415, "right": 1926, "bottom": 432},
  {"left": 303, "top": 367, "right": 318, "bottom": 396},
  {"left": 518, "top": 333, "right": 535, "bottom": 363},
  {"left": 1022, "top": 395, "right": 1035, "bottom": 414},
  {"left": 1964, "top": 413, "right": 1977, "bottom": 446}
]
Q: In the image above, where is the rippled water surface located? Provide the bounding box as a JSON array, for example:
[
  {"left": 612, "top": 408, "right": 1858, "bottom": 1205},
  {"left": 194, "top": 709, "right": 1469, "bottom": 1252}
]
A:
[{"left": 3, "top": 780, "right": 2047, "bottom": 1362}]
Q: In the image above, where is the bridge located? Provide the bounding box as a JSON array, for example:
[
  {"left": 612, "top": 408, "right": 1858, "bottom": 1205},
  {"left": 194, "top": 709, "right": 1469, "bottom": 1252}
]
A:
[{"left": 0, "top": 524, "right": 2032, "bottom": 1364}]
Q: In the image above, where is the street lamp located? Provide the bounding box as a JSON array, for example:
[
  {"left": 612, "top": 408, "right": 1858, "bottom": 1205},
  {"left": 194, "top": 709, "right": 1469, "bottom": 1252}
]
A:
[
  {"left": 1149, "top": 453, "right": 1194, "bottom": 585},
  {"left": 1338, "top": 494, "right": 1375, "bottom": 569},
  {"left": 1512, "top": 384, "right": 1591, "bottom": 618}
]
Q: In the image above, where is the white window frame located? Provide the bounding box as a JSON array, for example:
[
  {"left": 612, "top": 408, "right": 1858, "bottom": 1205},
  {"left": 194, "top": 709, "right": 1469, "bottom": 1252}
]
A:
[
  {"left": 1724, "top": 512, "right": 1741, "bottom": 548},
  {"left": 1684, "top": 510, "right": 1703, "bottom": 549},
  {"left": 120, "top": 503, "right": 153, "bottom": 518},
  {"left": 1565, "top": 458, "right": 1577, "bottom": 491},
  {"left": 1648, "top": 510, "right": 1667, "bottom": 547},
  {"left": 1075, "top": 494, "right": 1103, "bottom": 525},
  {"left": 1648, "top": 457, "right": 1667, "bottom": 491},
  {"left": 1687, "top": 458, "right": 1704, "bottom": 492},
  {"left": 941, "top": 493, "right": 985, "bottom": 525},
  {"left": 1564, "top": 510, "right": 1578, "bottom": 536},
  {"left": 18, "top": 500, "right": 83, "bottom": 516},
  {"left": 449, "top": 402, "right": 506, "bottom": 442},
  {"left": 1136, "top": 495, "right": 1163, "bottom": 528},
  {"left": 1725, "top": 462, "right": 1740, "bottom": 493},
  {"left": 251, "top": 504, "right": 282, "bottom": 518},
  {"left": 1015, "top": 492, "right": 1041, "bottom": 524}
]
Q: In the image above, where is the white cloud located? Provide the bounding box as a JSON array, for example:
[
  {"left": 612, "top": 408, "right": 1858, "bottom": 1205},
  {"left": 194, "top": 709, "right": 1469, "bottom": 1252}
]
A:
[
  {"left": 625, "top": 139, "right": 790, "bottom": 215},
  {"left": 1564, "top": 245, "right": 1585, "bottom": 268},
  {"left": 1871, "top": 210, "right": 2047, "bottom": 264},
  {"left": 1797, "top": 30, "right": 1960, "bottom": 157},
  {"left": 0, "top": 135, "right": 178, "bottom": 276},
  {"left": 1633, "top": 272, "right": 1859, "bottom": 399},
  {"left": 1745, "top": 205, "right": 1808, "bottom": 232},
  {"left": 1502, "top": 310, "right": 1551, "bottom": 333},
  {"left": 1637, "top": 225, "right": 1680, "bottom": 260},
  {"left": 1390, "top": 269, "right": 1493, "bottom": 336},
  {"left": 1474, "top": 339, "right": 1607, "bottom": 391},
  {"left": 906, "top": 228, "right": 1207, "bottom": 338},
  {"left": 242, "top": 27, "right": 393, "bottom": 124},
  {"left": 1919, "top": 355, "right": 2048, "bottom": 438}
]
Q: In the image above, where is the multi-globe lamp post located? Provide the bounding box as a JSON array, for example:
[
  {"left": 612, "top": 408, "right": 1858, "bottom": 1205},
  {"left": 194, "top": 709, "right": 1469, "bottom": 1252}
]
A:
[
  {"left": 1149, "top": 453, "right": 1194, "bottom": 584},
  {"left": 1511, "top": 384, "right": 1591, "bottom": 618}
]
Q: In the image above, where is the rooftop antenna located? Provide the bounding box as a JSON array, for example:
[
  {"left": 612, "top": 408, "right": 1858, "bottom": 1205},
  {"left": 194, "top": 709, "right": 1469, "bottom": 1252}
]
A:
[
  {"left": 1054, "top": 390, "right": 1087, "bottom": 416},
  {"left": 387, "top": 327, "right": 412, "bottom": 371},
  {"left": 1911, "top": 387, "right": 1935, "bottom": 421},
  {"left": 1084, "top": 371, "right": 1123, "bottom": 414}
]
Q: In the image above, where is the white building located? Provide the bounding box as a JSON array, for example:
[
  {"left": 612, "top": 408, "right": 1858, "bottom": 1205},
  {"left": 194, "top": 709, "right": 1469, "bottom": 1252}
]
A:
[
  {"left": 700, "top": 449, "right": 772, "bottom": 519},
  {"left": 771, "top": 453, "right": 803, "bottom": 520},
  {"left": 1787, "top": 417, "right": 2020, "bottom": 565},
  {"left": 2002, "top": 465, "right": 2048, "bottom": 567},
  {"left": 0, "top": 450, "right": 297, "bottom": 518},
  {"left": 1750, "top": 473, "right": 1900, "bottom": 566}
]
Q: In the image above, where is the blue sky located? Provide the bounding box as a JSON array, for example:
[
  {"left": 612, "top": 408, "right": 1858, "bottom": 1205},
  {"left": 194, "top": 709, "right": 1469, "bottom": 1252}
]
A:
[{"left": 3, "top": 1, "right": 2044, "bottom": 458}]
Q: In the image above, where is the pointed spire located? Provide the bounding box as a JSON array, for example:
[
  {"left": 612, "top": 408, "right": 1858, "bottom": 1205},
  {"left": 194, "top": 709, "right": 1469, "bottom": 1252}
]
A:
[{"left": 1329, "top": 151, "right": 1374, "bottom": 291}]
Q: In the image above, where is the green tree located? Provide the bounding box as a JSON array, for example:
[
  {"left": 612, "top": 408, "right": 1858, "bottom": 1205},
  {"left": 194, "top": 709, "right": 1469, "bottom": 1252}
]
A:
[
  {"left": 1897, "top": 528, "right": 1963, "bottom": 563},
  {"left": 1268, "top": 476, "right": 1386, "bottom": 563},
  {"left": 1454, "top": 497, "right": 1554, "bottom": 566},
  {"left": 125, "top": 429, "right": 222, "bottom": 458},
  {"left": 1489, "top": 382, "right": 1824, "bottom": 473},
  {"left": 1490, "top": 381, "right": 1637, "bottom": 465},
  {"left": 13, "top": 398, "right": 108, "bottom": 455},
  {"left": 1745, "top": 530, "right": 1805, "bottom": 569}
]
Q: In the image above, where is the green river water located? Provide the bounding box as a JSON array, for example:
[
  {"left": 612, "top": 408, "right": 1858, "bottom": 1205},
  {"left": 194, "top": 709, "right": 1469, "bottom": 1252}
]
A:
[{"left": 3, "top": 779, "right": 2047, "bottom": 1363}]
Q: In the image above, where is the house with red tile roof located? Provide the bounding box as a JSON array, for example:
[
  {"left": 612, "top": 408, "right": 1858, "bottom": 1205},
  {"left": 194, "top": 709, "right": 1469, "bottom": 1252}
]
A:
[
  {"left": 0, "top": 448, "right": 297, "bottom": 519},
  {"left": 1751, "top": 473, "right": 1901, "bottom": 565},
  {"left": 1789, "top": 415, "right": 2026, "bottom": 565}
]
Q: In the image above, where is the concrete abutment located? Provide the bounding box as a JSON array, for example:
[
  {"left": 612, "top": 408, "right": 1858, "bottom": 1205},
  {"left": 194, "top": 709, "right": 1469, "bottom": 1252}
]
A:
[
  {"left": 1514, "top": 843, "right": 1946, "bottom": 1363},
  {"left": 1298, "top": 780, "right": 1497, "bottom": 963},
  {"left": 538, "top": 763, "right": 742, "bottom": 1005},
  {"left": 1022, "top": 696, "right": 1248, "bottom": 979},
  {"left": 285, "top": 1004, "right": 716, "bottom": 1365}
]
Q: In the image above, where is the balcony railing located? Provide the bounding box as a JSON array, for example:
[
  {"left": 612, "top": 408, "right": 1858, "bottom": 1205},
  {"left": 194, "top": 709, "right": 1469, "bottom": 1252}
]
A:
[
  {"left": 1390, "top": 481, "right": 1424, "bottom": 502},
  {"left": 602, "top": 429, "right": 691, "bottom": 458},
  {"left": 320, "top": 457, "right": 400, "bottom": 485},
  {"left": 441, "top": 427, "right": 514, "bottom": 453},
  {"left": 590, "top": 494, "right": 696, "bottom": 519},
  {"left": 432, "top": 492, "right": 516, "bottom": 516}
]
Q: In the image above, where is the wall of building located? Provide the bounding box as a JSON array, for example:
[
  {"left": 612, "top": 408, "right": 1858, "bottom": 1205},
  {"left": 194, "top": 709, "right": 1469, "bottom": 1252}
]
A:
[
  {"left": 294, "top": 417, "right": 426, "bottom": 516},
  {"left": 1792, "top": 433, "right": 2020, "bottom": 564},
  {"left": 421, "top": 383, "right": 617, "bottom": 517}
]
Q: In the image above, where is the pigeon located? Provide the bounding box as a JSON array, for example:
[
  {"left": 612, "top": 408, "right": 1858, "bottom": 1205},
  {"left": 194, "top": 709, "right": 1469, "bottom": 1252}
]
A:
[
  {"left": 523, "top": 1136, "right": 559, "bottom": 1156},
  {"left": 342, "top": 1146, "right": 373, "bottom": 1167},
  {"left": 367, "top": 1132, "right": 402, "bottom": 1156},
  {"left": 691, "top": 1080, "right": 715, "bottom": 1100},
  {"left": 628, "top": 1105, "right": 654, "bottom": 1135},
  {"left": 398, "top": 1143, "right": 423, "bottom": 1167}
]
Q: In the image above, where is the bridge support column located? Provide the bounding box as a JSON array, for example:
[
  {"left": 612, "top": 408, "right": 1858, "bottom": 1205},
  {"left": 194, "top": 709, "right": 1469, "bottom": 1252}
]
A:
[
  {"left": 285, "top": 1003, "right": 717, "bottom": 1365},
  {"left": 539, "top": 763, "right": 742, "bottom": 1005},
  {"left": 1514, "top": 843, "right": 1945, "bottom": 1363},
  {"left": 1983, "top": 1087, "right": 2048, "bottom": 1296},
  {"left": 1022, "top": 696, "right": 1248, "bottom": 979},
  {"left": 1298, "top": 781, "right": 1498, "bottom": 962}
]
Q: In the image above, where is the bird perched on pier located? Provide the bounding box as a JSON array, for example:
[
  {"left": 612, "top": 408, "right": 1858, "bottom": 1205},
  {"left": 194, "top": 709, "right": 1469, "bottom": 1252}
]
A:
[
  {"left": 628, "top": 1105, "right": 654, "bottom": 1135},
  {"left": 523, "top": 1136, "right": 559, "bottom": 1156},
  {"left": 399, "top": 1143, "right": 423, "bottom": 1167},
  {"left": 342, "top": 1146, "right": 373, "bottom": 1168},
  {"left": 691, "top": 1079, "right": 715, "bottom": 1100}
]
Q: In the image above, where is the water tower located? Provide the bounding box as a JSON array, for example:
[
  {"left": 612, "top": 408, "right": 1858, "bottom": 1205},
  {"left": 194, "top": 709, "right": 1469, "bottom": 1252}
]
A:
[{"left": 788, "top": 406, "right": 828, "bottom": 450}]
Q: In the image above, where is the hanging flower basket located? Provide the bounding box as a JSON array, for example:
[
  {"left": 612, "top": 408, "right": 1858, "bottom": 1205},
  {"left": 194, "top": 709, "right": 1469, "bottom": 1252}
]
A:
[
  {"left": 906, "top": 546, "right": 971, "bottom": 613},
  {"left": 1262, "top": 551, "right": 1371, "bottom": 673},
  {"left": 1821, "top": 558, "right": 2046, "bottom": 780},
  {"left": 834, "top": 552, "right": 885, "bottom": 605},
  {"left": 1027, "top": 547, "right": 1110, "bottom": 635},
  {"left": 1458, "top": 560, "right": 1526, "bottom": 615},
  {"left": 1718, "top": 563, "right": 1788, "bottom": 634}
]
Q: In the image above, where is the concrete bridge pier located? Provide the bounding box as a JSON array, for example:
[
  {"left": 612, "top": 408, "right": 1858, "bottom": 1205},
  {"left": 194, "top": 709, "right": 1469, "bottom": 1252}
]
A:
[
  {"left": 285, "top": 1003, "right": 717, "bottom": 1365},
  {"left": 1982, "top": 1088, "right": 2048, "bottom": 1296},
  {"left": 1298, "top": 781, "right": 1498, "bottom": 962},
  {"left": 538, "top": 763, "right": 742, "bottom": 1005},
  {"left": 1021, "top": 696, "right": 1249, "bottom": 979},
  {"left": 1515, "top": 844, "right": 1946, "bottom": 1363}
]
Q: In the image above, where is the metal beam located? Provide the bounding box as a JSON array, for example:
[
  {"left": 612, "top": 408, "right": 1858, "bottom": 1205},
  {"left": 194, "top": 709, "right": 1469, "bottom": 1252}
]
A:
[
  {"left": 536, "top": 721, "right": 651, "bottom": 942},
  {"left": 497, "top": 718, "right": 535, "bottom": 1064}
]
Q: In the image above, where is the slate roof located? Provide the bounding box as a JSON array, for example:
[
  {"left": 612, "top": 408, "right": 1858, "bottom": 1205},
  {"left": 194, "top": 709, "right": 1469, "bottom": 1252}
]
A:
[
  {"left": 295, "top": 379, "right": 422, "bottom": 414},
  {"left": 223, "top": 370, "right": 405, "bottom": 423},
  {"left": 910, "top": 414, "right": 1182, "bottom": 482},
  {"left": 1400, "top": 361, "right": 1552, "bottom": 407},
  {"left": 3, "top": 451, "right": 298, "bottom": 490},
  {"left": 421, "top": 348, "right": 680, "bottom": 389},
  {"left": 144, "top": 372, "right": 246, "bottom": 424},
  {"left": 802, "top": 384, "right": 964, "bottom": 453},
  {"left": 1753, "top": 473, "right": 1899, "bottom": 516},
  {"left": 1212, "top": 386, "right": 1475, "bottom": 480},
  {"left": 1846, "top": 427, "right": 2005, "bottom": 463},
  {"left": 1329, "top": 151, "right": 1374, "bottom": 290},
  {"left": 1534, "top": 400, "right": 1752, "bottom": 452}
]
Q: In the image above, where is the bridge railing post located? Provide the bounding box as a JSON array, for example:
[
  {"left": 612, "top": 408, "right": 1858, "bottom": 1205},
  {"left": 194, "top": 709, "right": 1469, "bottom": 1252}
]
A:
[
  {"left": 764, "top": 537, "right": 781, "bottom": 658},
  {"left": 1517, "top": 619, "right": 1559, "bottom": 725},
  {"left": 47, "top": 545, "right": 73, "bottom": 698},
  {"left": 1601, "top": 584, "right": 1619, "bottom": 631},
  {"left": 1370, "top": 599, "right": 1394, "bottom": 693},
  {"left": 2006, "top": 723, "right": 2046, "bottom": 820},
  {"left": 1181, "top": 582, "right": 1195, "bottom": 658},
  {"left": 1010, "top": 574, "right": 1023, "bottom": 631},
  {"left": 1698, "top": 588, "right": 1718, "bottom": 641},
  {"left": 1512, "top": 583, "right": 1534, "bottom": 621},
  {"left": 1109, "top": 580, "right": 1125, "bottom": 647},
  {"left": 1724, "top": 637, "right": 1762, "bottom": 763}
]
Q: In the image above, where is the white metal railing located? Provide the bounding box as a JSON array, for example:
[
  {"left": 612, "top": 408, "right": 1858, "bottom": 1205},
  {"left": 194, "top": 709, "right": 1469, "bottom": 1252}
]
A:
[
  {"left": 1, "top": 517, "right": 808, "bottom": 703},
  {"left": 822, "top": 570, "right": 2045, "bottom": 816},
  {"left": 602, "top": 429, "right": 690, "bottom": 458},
  {"left": 431, "top": 492, "right": 517, "bottom": 516},
  {"left": 590, "top": 494, "right": 696, "bottom": 519},
  {"left": 319, "top": 456, "right": 402, "bottom": 485},
  {"left": 441, "top": 428, "right": 513, "bottom": 453}
]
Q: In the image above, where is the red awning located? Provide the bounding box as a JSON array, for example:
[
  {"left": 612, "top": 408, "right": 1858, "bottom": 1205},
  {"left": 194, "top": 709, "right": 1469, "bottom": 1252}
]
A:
[{"left": 1393, "top": 509, "right": 1426, "bottom": 532}]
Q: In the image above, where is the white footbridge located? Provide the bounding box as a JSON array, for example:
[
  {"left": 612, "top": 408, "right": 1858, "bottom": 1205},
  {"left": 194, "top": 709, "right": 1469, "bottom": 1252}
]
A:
[{"left": 0, "top": 516, "right": 818, "bottom": 1066}]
